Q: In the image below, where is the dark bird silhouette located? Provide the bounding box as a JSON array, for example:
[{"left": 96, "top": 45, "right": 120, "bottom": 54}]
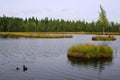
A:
[
  {"left": 23, "top": 65, "right": 27, "bottom": 72},
  {"left": 16, "top": 67, "right": 20, "bottom": 70}
]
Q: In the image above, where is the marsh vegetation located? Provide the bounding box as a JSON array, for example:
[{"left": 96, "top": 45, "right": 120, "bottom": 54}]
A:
[
  {"left": 0, "top": 32, "right": 73, "bottom": 38},
  {"left": 92, "top": 35, "right": 116, "bottom": 41},
  {"left": 67, "top": 44, "right": 113, "bottom": 58}
]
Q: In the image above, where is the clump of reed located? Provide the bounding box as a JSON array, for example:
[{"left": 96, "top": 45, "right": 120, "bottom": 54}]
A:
[
  {"left": 67, "top": 44, "right": 113, "bottom": 59},
  {"left": 92, "top": 35, "right": 116, "bottom": 41}
]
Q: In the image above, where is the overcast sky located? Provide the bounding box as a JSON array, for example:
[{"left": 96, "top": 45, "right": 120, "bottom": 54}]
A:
[{"left": 0, "top": 0, "right": 120, "bottom": 22}]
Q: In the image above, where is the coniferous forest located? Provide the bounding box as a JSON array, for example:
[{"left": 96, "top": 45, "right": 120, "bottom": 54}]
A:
[{"left": 0, "top": 15, "right": 120, "bottom": 32}]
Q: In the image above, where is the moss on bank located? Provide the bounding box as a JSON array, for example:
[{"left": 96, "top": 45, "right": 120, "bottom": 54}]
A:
[{"left": 67, "top": 44, "right": 113, "bottom": 59}]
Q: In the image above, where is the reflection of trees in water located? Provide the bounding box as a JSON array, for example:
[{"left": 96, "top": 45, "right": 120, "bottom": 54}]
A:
[{"left": 68, "top": 58, "right": 113, "bottom": 72}]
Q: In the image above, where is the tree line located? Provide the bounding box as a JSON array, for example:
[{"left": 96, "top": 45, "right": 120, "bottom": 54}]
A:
[{"left": 0, "top": 15, "right": 120, "bottom": 32}]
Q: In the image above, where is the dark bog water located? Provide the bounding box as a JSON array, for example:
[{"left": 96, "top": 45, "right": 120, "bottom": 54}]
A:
[{"left": 0, "top": 34, "right": 120, "bottom": 80}]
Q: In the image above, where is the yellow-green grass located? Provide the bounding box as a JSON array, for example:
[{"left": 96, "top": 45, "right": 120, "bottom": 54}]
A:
[
  {"left": 36, "top": 32, "right": 120, "bottom": 35},
  {"left": 92, "top": 35, "right": 116, "bottom": 41},
  {"left": 67, "top": 44, "right": 113, "bottom": 59},
  {"left": 33, "top": 32, "right": 120, "bottom": 35},
  {"left": 0, "top": 32, "right": 120, "bottom": 35},
  {"left": 0, "top": 32, "right": 119, "bottom": 38},
  {"left": 0, "top": 32, "right": 73, "bottom": 38}
]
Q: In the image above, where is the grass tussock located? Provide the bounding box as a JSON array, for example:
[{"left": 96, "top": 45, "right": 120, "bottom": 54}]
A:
[
  {"left": 67, "top": 44, "right": 113, "bottom": 58},
  {"left": 92, "top": 35, "right": 116, "bottom": 41},
  {"left": 0, "top": 32, "right": 73, "bottom": 38}
]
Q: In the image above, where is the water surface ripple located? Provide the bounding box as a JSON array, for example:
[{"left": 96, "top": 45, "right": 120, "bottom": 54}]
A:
[{"left": 0, "top": 35, "right": 120, "bottom": 80}]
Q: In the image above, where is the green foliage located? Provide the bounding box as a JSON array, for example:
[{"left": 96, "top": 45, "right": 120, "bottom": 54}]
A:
[
  {"left": 0, "top": 15, "right": 120, "bottom": 32},
  {"left": 98, "top": 5, "right": 109, "bottom": 34},
  {"left": 68, "top": 44, "right": 113, "bottom": 58},
  {"left": 98, "top": 5, "right": 109, "bottom": 28}
]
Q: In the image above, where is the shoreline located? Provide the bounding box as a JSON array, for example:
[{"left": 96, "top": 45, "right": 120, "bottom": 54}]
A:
[
  {"left": 0, "top": 32, "right": 120, "bottom": 35},
  {"left": 0, "top": 32, "right": 73, "bottom": 38},
  {"left": 0, "top": 32, "right": 119, "bottom": 38}
]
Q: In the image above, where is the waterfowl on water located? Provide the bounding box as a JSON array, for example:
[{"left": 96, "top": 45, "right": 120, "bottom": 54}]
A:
[
  {"left": 23, "top": 65, "right": 27, "bottom": 71},
  {"left": 16, "top": 67, "right": 20, "bottom": 70}
]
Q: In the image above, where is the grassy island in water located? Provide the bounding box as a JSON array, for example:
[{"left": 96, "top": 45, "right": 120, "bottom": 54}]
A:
[
  {"left": 67, "top": 44, "right": 113, "bottom": 59},
  {"left": 0, "top": 32, "right": 73, "bottom": 38},
  {"left": 92, "top": 35, "right": 116, "bottom": 41}
]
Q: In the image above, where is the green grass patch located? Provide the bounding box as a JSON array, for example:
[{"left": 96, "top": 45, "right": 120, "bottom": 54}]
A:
[
  {"left": 92, "top": 35, "right": 116, "bottom": 41},
  {"left": 67, "top": 44, "right": 113, "bottom": 59}
]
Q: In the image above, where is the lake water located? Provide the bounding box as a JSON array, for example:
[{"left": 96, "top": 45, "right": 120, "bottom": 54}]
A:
[{"left": 0, "top": 34, "right": 120, "bottom": 80}]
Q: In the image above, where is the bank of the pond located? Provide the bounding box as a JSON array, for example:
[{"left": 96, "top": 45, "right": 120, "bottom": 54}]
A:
[
  {"left": 35, "top": 32, "right": 120, "bottom": 35},
  {"left": 36, "top": 32, "right": 120, "bottom": 35},
  {"left": 0, "top": 32, "right": 120, "bottom": 35},
  {"left": 0, "top": 32, "right": 119, "bottom": 38},
  {"left": 0, "top": 32, "right": 73, "bottom": 38},
  {"left": 67, "top": 44, "right": 113, "bottom": 59}
]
